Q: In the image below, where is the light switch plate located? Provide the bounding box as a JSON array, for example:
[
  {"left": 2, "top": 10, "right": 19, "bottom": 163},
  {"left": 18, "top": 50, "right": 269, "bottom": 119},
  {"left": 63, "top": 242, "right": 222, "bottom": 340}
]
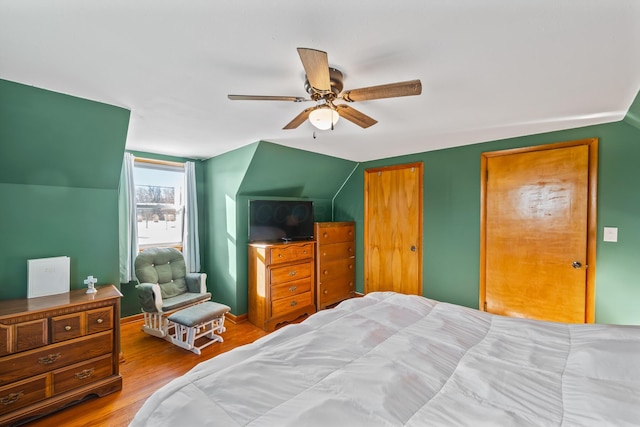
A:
[{"left": 603, "top": 227, "right": 618, "bottom": 242}]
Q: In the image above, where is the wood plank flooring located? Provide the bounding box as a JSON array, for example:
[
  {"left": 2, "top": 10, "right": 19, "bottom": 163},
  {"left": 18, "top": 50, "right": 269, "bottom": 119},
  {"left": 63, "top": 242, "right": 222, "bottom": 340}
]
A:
[{"left": 23, "top": 317, "right": 273, "bottom": 427}]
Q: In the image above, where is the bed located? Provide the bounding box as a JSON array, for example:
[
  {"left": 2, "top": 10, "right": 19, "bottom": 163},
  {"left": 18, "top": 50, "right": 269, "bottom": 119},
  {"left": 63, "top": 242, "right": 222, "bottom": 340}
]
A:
[{"left": 129, "top": 292, "right": 640, "bottom": 426}]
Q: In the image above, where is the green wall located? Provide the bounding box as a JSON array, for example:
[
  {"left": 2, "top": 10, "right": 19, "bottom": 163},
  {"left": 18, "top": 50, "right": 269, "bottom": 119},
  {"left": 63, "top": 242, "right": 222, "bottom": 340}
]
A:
[
  {"left": 202, "top": 143, "right": 258, "bottom": 315},
  {"left": 203, "top": 141, "right": 356, "bottom": 315},
  {"left": 624, "top": 90, "right": 640, "bottom": 131},
  {"left": 0, "top": 80, "right": 130, "bottom": 300},
  {"left": 334, "top": 121, "right": 640, "bottom": 325}
]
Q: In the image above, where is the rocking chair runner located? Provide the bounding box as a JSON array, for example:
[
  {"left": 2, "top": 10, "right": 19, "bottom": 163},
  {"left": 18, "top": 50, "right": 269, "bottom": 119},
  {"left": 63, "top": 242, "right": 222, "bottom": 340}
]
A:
[{"left": 135, "top": 247, "right": 211, "bottom": 338}]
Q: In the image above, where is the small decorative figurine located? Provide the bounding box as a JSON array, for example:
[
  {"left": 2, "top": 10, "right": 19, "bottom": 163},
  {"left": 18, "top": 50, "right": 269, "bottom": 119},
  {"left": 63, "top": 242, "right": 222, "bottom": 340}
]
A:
[{"left": 84, "top": 275, "right": 98, "bottom": 294}]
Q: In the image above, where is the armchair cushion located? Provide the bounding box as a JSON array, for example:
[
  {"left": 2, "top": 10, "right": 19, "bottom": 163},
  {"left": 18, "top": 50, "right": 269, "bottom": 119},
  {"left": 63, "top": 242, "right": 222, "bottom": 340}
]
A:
[
  {"left": 185, "top": 272, "right": 207, "bottom": 294},
  {"left": 136, "top": 282, "right": 163, "bottom": 313},
  {"left": 135, "top": 247, "right": 210, "bottom": 315},
  {"left": 135, "top": 247, "right": 188, "bottom": 299}
]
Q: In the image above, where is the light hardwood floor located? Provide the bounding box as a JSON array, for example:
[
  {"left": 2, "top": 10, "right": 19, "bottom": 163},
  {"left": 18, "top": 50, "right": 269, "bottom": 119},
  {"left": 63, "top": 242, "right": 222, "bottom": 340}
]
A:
[{"left": 22, "top": 316, "right": 274, "bottom": 427}]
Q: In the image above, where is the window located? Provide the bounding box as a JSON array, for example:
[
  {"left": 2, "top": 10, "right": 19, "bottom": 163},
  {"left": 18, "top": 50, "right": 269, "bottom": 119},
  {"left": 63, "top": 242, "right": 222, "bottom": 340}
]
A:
[{"left": 134, "top": 158, "right": 185, "bottom": 249}]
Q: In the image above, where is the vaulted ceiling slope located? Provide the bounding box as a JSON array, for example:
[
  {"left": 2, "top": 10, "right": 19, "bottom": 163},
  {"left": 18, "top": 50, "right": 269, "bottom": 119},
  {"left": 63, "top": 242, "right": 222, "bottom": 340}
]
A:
[
  {"left": 1, "top": 1, "right": 639, "bottom": 162},
  {"left": 0, "top": 80, "right": 130, "bottom": 189}
]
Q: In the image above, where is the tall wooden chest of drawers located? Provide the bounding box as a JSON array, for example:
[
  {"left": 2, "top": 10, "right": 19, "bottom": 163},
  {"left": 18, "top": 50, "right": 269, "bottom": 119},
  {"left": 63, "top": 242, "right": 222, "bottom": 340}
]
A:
[
  {"left": 248, "top": 241, "right": 316, "bottom": 331},
  {"left": 315, "top": 222, "right": 356, "bottom": 310},
  {"left": 0, "top": 285, "right": 122, "bottom": 425}
]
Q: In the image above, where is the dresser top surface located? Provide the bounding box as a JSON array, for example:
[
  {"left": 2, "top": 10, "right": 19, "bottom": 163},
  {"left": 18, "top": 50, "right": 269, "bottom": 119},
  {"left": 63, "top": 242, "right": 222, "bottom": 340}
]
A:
[
  {"left": 249, "top": 240, "right": 315, "bottom": 248},
  {"left": 0, "top": 285, "right": 122, "bottom": 319}
]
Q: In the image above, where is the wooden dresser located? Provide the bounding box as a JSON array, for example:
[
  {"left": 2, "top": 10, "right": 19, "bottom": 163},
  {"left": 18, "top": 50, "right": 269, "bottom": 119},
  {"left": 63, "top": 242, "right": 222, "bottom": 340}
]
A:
[
  {"left": 0, "top": 285, "right": 122, "bottom": 426},
  {"left": 315, "top": 222, "right": 356, "bottom": 310},
  {"left": 248, "top": 241, "right": 316, "bottom": 331}
]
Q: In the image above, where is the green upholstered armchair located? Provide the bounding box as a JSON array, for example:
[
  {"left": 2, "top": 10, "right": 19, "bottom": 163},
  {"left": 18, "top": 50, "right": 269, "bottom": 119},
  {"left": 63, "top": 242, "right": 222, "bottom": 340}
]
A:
[{"left": 135, "top": 247, "right": 211, "bottom": 338}]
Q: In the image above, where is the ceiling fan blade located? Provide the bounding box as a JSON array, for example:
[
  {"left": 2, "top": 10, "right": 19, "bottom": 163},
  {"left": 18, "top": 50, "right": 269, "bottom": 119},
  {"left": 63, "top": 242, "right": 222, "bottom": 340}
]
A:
[
  {"left": 228, "top": 94, "right": 308, "bottom": 102},
  {"left": 283, "top": 107, "right": 315, "bottom": 130},
  {"left": 335, "top": 105, "right": 378, "bottom": 128},
  {"left": 297, "top": 48, "right": 331, "bottom": 93},
  {"left": 341, "top": 79, "right": 422, "bottom": 102}
]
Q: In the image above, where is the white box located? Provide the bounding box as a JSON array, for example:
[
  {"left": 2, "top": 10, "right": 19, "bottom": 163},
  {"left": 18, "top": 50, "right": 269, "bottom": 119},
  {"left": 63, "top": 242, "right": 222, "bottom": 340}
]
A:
[
  {"left": 603, "top": 227, "right": 618, "bottom": 243},
  {"left": 27, "top": 256, "right": 70, "bottom": 298}
]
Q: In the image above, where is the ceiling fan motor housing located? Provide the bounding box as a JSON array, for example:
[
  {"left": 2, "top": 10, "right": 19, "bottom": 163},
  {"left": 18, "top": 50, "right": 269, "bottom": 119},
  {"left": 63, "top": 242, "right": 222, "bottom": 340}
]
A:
[{"left": 305, "top": 67, "right": 344, "bottom": 100}]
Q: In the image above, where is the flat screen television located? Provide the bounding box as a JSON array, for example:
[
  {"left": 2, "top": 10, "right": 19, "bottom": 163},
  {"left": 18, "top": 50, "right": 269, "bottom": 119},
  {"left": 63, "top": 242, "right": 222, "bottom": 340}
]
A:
[{"left": 248, "top": 199, "right": 315, "bottom": 242}]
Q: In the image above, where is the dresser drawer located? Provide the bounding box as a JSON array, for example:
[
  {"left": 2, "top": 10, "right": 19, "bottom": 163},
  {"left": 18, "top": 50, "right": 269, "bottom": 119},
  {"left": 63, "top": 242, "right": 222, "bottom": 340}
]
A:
[
  {"left": 318, "top": 258, "right": 355, "bottom": 282},
  {"left": 87, "top": 307, "right": 113, "bottom": 335},
  {"left": 0, "top": 319, "right": 48, "bottom": 356},
  {"left": 271, "top": 291, "right": 313, "bottom": 317},
  {"left": 53, "top": 354, "right": 113, "bottom": 395},
  {"left": 316, "top": 224, "right": 354, "bottom": 244},
  {"left": 317, "top": 241, "right": 355, "bottom": 261},
  {"left": 0, "top": 331, "right": 112, "bottom": 386},
  {"left": 268, "top": 243, "right": 314, "bottom": 264},
  {"left": 51, "top": 312, "right": 84, "bottom": 343},
  {"left": 271, "top": 278, "right": 311, "bottom": 301},
  {"left": 319, "top": 278, "right": 355, "bottom": 306},
  {"left": 0, "top": 325, "right": 9, "bottom": 357},
  {"left": 0, "top": 374, "right": 48, "bottom": 416},
  {"left": 270, "top": 261, "right": 312, "bottom": 285}
]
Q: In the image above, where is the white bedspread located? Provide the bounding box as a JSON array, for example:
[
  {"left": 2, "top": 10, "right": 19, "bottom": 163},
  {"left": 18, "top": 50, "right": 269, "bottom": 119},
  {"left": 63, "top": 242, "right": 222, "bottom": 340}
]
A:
[{"left": 130, "top": 292, "right": 640, "bottom": 426}]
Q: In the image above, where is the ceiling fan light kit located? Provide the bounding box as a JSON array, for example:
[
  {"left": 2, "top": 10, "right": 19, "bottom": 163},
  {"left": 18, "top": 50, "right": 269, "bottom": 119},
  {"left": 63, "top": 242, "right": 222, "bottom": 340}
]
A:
[
  {"left": 228, "top": 47, "right": 422, "bottom": 131},
  {"left": 309, "top": 106, "right": 340, "bottom": 130}
]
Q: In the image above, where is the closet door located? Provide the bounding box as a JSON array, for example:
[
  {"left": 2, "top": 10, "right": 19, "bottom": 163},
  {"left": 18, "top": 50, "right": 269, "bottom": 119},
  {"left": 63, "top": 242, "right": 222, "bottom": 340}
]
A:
[
  {"left": 364, "top": 162, "right": 423, "bottom": 296},
  {"left": 480, "top": 139, "right": 598, "bottom": 323}
]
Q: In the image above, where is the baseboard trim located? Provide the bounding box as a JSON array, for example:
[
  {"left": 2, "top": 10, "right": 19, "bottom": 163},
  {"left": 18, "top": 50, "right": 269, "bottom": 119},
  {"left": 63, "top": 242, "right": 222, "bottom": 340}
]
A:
[
  {"left": 120, "top": 313, "right": 144, "bottom": 324},
  {"left": 226, "top": 312, "right": 248, "bottom": 324}
]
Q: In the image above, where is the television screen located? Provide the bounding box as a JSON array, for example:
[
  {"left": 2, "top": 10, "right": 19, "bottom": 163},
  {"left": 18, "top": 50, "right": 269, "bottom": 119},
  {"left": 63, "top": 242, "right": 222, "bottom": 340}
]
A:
[{"left": 248, "top": 200, "right": 315, "bottom": 242}]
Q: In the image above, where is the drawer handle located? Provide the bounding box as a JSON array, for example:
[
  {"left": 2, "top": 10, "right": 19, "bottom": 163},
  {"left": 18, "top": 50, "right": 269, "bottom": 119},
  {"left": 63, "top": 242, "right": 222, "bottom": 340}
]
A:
[
  {"left": 97, "top": 318, "right": 104, "bottom": 324},
  {"left": 1, "top": 391, "right": 23, "bottom": 406},
  {"left": 290, "top": 300, "right": 298, "bottom": 307},
  {"left": 38, "top": 353, "right": 61, "bottom": 365},
  {"left": 65, "top": 325, "right": 72, "bottom": 331},
  {"left": 289, "top": 285, "right": 297, "bottom": 292},
  {"left": 289, "top": 270, "right": 297, "bottom": 276},
  {"left": 75, "top": 368, "right": 95, "bottom": 380},
  {"left": 323, "top": 289, "right": 328, "bottom": 295},
  {"left": 323, "top": 270, "right": 329, "bottom": 275},
  {"left": 278, "top": 254, "right": 283, "bottom": 258}
]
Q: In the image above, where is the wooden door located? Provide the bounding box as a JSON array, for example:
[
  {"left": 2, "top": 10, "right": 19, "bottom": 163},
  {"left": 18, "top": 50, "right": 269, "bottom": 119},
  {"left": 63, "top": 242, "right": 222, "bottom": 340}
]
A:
[
  {"left": 364, "top": 162, "right": 423, "bottom": 295},
  {"left": 480, "top": 139, "right": 598, "bottom": 323}
]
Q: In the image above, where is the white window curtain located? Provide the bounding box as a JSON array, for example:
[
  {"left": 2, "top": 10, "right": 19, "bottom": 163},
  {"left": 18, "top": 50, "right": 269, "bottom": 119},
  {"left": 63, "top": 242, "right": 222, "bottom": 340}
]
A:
[
  {"left": 182, "top": 161, "right": 201, "bottom": 273},
  {"left": 118, "top": 153, "right": 138, "bottom": 283}
]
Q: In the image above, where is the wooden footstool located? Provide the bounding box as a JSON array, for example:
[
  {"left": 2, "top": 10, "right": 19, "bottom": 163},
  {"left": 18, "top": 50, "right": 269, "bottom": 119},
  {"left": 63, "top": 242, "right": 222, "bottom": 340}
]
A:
[{"left": 167, "top": 301, "right": 230, "bottom": 355}]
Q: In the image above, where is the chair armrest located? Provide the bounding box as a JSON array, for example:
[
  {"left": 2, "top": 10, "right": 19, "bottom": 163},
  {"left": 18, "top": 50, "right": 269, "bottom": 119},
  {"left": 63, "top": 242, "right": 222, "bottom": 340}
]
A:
[
  {"left": 185, "top": 273, "right": 207, "bottom": 294},
  {"left": 136, "top": 283, "right": 163, "bottom": 313}
]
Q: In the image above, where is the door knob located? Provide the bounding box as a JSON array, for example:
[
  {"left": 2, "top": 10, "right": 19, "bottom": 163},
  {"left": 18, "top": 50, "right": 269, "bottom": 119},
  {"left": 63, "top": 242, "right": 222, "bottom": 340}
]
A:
[
  {"left": 410, "top": 245, "right": 417, "bottom": 252},
  {"left": 572, "top": 261, "right": 582, "bottom": 269}
]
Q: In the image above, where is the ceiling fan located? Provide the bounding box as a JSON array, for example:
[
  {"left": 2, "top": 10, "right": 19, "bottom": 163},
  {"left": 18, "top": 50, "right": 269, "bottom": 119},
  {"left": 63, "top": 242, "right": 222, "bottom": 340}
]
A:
[{"left": 228, "top": 48, "right": 422, "bottom": 130}]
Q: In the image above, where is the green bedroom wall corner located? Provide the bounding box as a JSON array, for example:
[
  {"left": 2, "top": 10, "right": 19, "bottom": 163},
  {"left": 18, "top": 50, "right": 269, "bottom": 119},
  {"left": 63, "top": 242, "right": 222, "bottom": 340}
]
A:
[
  {"left": 0, "top": 79, "right": 130, "bottom": 190},
  {"left": 333, "top": 122, "right": 640, "bottom": 325},
  {"left": 203, "top": 140, "right": 357, "bottom": 315},
  {"left": 623, "top": 89, "right": 640, "bottom": 131},
  {"left": 202, "top": 143, "right": 259, "bottom": 313},
  {"left": 0, "top": 79, "right": 128, "bottom": 308}
]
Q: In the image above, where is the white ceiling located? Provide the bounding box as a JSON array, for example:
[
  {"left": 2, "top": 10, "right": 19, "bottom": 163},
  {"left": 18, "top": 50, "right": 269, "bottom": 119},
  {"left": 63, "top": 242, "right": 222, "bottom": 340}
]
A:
[{"left": 2, "top": 1, "right": 639, "bottom": 162}]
